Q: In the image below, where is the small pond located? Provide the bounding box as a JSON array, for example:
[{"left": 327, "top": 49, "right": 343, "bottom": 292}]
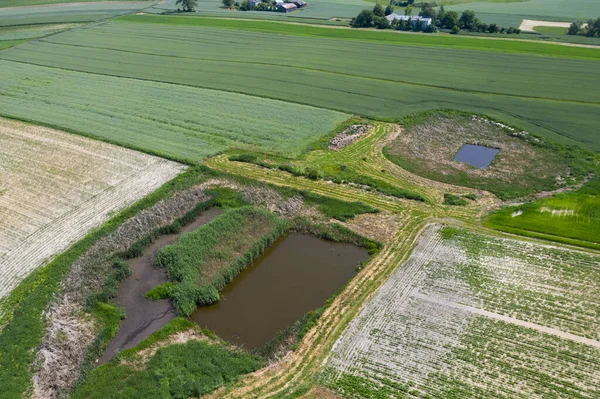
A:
[
  {"left": 190, "top": 233, "right": 370, "bottom": 350},
  {"left": 453, "top": 144, "right": 500, "bottom": 169},
  {"left": 98, "top": 208, "right": 224, "bottom": 364}
]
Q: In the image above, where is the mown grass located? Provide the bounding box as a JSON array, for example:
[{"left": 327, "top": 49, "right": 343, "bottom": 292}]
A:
[
  {"left": 485, "top": 178, "right": 600, "bottom": 246},
  {"left": 71, "top": 319, "right": 263, "bottom": 399},
  {"left": 156, "top": 207, "right": 289, "bottom": 316},
  {"left": 228, "top": 154, "right": 426, "bottom": 202},
  {"left": 534, "top": 26, "right": 568, "bottom": 35},
  {"left": 119, "top": 15, "right": 600, "bottom": 60},
  {"left": 1, "top": 23, "right": 599, "bottom": 151}
]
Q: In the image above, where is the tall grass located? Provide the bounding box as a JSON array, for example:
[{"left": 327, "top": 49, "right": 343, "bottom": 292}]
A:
[
  {"left": 157, "top": 207, "right": 289, "bottom": 316},
  {"left": 72, "top": 321, "right": 262, "bottom": 399}
]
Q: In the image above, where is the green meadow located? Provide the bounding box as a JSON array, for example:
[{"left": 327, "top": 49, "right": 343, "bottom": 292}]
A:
[{"left": 486, "top": 179, "right": 600, "bottom": 246}]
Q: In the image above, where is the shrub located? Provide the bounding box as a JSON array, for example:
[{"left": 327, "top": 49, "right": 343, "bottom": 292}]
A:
[
  {"left": 305, "top": 167, "right": 324, "bottom": 180},
  {"left": 451, "top": 25, "right": 460, "bottom": 34},
  {"left": 444, "top": 193, "right": 468, "bottom": 206}
]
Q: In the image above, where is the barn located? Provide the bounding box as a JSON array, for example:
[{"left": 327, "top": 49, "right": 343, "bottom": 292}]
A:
[{"left": 277, "top": 3, "right": 297, "bottom": 12}]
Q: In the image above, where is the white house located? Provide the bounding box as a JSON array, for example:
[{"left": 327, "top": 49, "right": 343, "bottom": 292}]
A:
[
  {"left": 275, "top": 0, "right": 284, "bottom": 5},
  {"left": 385, "top": 13, "right": 432, "bottom": 29}
]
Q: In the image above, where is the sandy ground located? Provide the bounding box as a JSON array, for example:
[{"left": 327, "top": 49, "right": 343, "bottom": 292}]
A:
[
  {"left": 519, "top": 19, "right": 573, "bottom": 32},
  {"left": 0, "top": 117, "right": 184, "bottom": 299}
]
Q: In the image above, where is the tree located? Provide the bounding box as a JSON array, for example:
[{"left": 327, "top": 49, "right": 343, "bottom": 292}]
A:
[
  {"left": 373, "top": 3, "right": 385, "bottom": 17},
  {"left": 419, "top": 4, "right": 436, "bottom": 20},
  {"left": 441, "top": 11, "right": 459, "bottom": 29},
  {"left": 385, "top": 5, "right": 394, "bottom": 16},
  {"left": 239, "top": 0, "right": 250, "bottom": 10},
  {"left": 222, "top": 0, "right": 234, "bottom": 7},
  {"left": 176, "top": 0, "right": 197, "bottom": 12},
  {"left": 568, "top": 20, "right": 584, "bottom": 35},
  {"left": 374, "top": 16, "right": 390, "bottom": 29},
  {"left": 404, "top": 5, "right": 412, "bottom": 16},
  {"left": 585, "top": 17, "right": 600, "bottom": 37},
  {"left": 451, "top": 25, "right": 460, "bottom": 34},
  {"left": 352, "top": 9, "right": 375, "bottom": 28},
  {"left": 487, "top": 23, "right": 499, "bottom": 33},
  {"left": 459, "top": 9, "right": 479, "bottom": 31}
]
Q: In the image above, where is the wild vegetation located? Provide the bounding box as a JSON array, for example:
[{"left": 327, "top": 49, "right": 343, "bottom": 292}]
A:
[
  {"left": 71, "top": 319, "right": 263, "bottom": 399},
  {"left": 156, "top": 207, "right": 289, "bottom": 315},
  {"left": 383, "top": 112, "right": 597, "bottom": 199}
]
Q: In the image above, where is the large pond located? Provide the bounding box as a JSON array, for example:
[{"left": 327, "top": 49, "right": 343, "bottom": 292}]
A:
[
  {"left": 454, "top": 144, "right": 500, "bottom": 169},
  {"left": 98, "top": 208, "right": 223, "bottom": 364},
  {"left": 190, "top": 233, "right": 370, "bottom": 350}
]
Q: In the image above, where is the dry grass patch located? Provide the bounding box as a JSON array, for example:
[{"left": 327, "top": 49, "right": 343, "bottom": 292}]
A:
[{"left": 0, "top": 117, "right": 184, "bottom": 299}]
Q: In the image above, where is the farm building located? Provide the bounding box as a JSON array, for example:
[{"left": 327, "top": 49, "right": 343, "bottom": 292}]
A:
[
  {"left": 249, "top": 0, "right": 261, "bottom": 7},
  {"left": 277, "top": 3, "right": 297, "bottom": 12},
  {"left": 274, "top": 0, "right": 284, "bottom": 5},
  {"left": 385, "top": 13, "right": 432, "bottom": 29},
  {"left": 293, "top": 0, "right": 307, "bottom": 8}
]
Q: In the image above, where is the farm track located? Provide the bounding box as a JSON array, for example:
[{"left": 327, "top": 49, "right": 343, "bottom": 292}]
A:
[{"left": 0, "top": 118, "right": 184, "bottom": 299}]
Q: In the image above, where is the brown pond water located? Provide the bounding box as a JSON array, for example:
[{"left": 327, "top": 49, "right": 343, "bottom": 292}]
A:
[
  {"left": 189, "top": 233, "right": 370, "bottom": 350},
  {"left": 98, "top": 207, "right": 223, "bottom": 364}
]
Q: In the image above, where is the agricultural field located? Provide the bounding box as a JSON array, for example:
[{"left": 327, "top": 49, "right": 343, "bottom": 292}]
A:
[
  {"left": 486, "top": 178, "right": 600, "bottom": 248},
  {"left": 0, "top": 60, "right": 348, "bottom": 163},
  {"left": 0, "top": 0, "right": 151, "bottom": 7},
  {"left": 0, "top": 117, "right": 183, "bottom": 300},
  {"left": 445, "top": 0, "right": 600, "bottom": 25},
  {"left": 326, "top": 225, "right": 600, "bottom": 398},
  {"left": 2, "top": 18, "right": 599, "bottom": 151},
  {"left": 0, "top": 1, "right": 152, "bottom": 26}
]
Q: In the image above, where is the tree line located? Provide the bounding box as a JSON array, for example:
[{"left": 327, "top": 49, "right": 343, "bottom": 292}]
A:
[
  {"left": 351, "top": 3, "right": 520, "bottom": 35},
  {"left": 568, "top": 18, "right": 600, "bottom": 37}
]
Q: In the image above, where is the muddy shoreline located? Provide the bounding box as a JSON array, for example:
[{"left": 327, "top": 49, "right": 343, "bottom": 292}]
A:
[{"left": 98, "top": 208, "right": 223, "bottom": 364}]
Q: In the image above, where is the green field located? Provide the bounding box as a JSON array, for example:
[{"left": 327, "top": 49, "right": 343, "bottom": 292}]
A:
[
  {"left": 486, "top": 179, "right": 600, "bottom": 246},
  {"left": 1, "top": 18, "right": 599, "bottom": 152},
  {"left": 0, "top": 60, "right": 348, "bottom": 162},
  {"left": 534, "top": 25, "right": 568, "bottom": 35},
  {"left": 446, "top": 0, "right": 600, "bottom": 25},
  {"left": 0, "top": 0, "right": 150, "bottom": 7},
  {"left": 0, "top": 2, "right": 149, "bottom": 26}
]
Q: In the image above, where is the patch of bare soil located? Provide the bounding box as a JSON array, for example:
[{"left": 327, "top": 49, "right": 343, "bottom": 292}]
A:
[
  {"left": 341, "top": 211, "right": 400, "bottom": 243},
  {"left": 329, "top": 125, "right": 371, "bottom": 151}
]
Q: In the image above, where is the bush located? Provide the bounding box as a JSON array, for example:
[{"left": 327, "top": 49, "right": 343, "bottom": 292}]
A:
[
  {"left": 444, "top": 193, "right": 468, "bottom": 206},
  {"left": 374, "top": 16, "right": 391, "bottom": 29},
  {"left": 305, "top": 167, "right": 324, "bottom": 180},
  {"left": 451, "top": 25, "right": 460, "bottom": 34}
]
